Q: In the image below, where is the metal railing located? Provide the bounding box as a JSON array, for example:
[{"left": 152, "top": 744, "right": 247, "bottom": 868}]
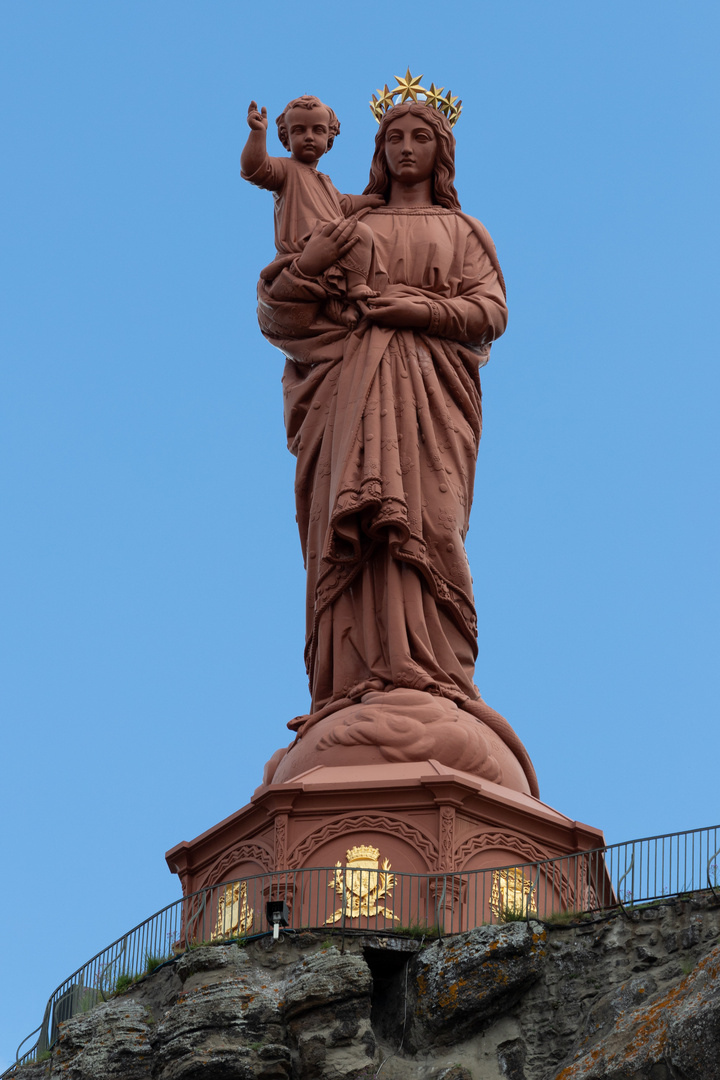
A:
[{"left": 7, "top": 822, "right": 720, "bottom": 1075}]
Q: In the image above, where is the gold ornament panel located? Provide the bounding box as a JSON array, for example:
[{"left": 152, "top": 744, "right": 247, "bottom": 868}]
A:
[
  {"left": 211, "top": 881, "right": 254, "bottom": 940},
  {"left": 326, "top": 845, "right": 400, "bottom": 924},
  {"left": 490, "top": 868, "right": 537, "bottom": 922}
]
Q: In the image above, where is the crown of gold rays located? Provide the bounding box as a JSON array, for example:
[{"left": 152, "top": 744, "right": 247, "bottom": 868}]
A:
[{"left": 370, "top": 69, "right": 462, "bottom": 127}]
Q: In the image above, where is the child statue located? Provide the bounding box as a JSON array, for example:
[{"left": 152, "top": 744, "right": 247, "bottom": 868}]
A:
[{"left": 241, "top": 95, "right": 383, "bottom": 318}]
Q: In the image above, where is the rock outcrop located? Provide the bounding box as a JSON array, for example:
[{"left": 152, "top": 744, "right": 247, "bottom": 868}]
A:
[{"left": 12, "top": 892, "right": 720, "bottom": 1079}]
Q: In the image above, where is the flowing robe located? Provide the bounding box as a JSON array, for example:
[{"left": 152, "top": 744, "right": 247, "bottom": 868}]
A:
[{"left": 258, "top": 205, "right": 510, "bottom": 731}]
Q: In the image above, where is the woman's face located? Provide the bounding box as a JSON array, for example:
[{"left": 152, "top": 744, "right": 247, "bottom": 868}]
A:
[{"left": 383, "top": 112, "right": 437, "bottom": 185}]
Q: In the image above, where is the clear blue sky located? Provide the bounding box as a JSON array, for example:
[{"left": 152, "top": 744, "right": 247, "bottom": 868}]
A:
[{"left": 1, "top": 0, "right": 718, "bottom": 1067}]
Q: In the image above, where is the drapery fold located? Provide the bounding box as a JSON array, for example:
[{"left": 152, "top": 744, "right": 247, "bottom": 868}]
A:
[{"left": 254, "top": 207, "right": 541, "bottom": 794}]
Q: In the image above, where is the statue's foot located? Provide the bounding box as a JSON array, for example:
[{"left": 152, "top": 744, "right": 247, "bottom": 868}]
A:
[{"left": 347, "top": 285, "right": 377, "bottom": 301}]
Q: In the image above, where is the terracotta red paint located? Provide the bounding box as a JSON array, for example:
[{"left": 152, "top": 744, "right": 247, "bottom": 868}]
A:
[{"left": 166, "top": 94, "right": 604, "bottom": 890}]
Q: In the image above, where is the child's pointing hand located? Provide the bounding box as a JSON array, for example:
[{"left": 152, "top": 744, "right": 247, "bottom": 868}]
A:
[{"left": 247, "top": 101, "right": 268, "bottom": 130}]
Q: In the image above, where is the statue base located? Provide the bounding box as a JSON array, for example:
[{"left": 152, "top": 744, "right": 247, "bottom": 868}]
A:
[
  {"left": 165, "top": 756, "right": 604, "bottom": 896},
  {"left": 166, "top": 693, "right": 605, "bottom": 931},
  {"left": 270, "top": 688, "right": 535, "bottom": 794}
]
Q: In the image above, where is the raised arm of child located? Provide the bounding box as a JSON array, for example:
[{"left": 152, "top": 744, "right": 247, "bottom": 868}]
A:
[{"left": 241, "top": 101, "right": 269, "bottom": 176}]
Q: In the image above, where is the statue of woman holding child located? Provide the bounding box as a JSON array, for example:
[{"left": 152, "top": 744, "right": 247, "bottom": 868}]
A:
[{"left": 242, "top": 75, "right": 538, "bottom": 797}]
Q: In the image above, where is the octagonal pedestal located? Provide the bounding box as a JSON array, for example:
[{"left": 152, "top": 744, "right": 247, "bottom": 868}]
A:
[{"left": 166, "top": 757, "right": 604, "bottom": 906}]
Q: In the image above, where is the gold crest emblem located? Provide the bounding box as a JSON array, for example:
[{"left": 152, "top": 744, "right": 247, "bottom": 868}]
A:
[
  {"left": 212, "top": 880, "right": 254, "bottom": 940},
  {"left": 326, "top": 845, "right": 399, "bottom": 923},
  {"left": 490, "top": 867, "right": 537, "bottom": 922}
]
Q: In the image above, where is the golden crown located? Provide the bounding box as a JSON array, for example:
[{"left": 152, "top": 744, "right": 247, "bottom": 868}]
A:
[
  {"left": 345, "top": 845, "right": 381, "bottom": 863},
  {"left": 370, "top": 69, "right": 462, "bottom": 127}
]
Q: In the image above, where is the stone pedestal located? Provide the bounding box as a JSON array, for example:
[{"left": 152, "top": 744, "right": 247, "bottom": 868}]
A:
[
  {"left": 166, "top": 691, "right": 605, "bottom": 930},
  {"left": 166, "top": 760, "right": 603, "bottom": 891}
]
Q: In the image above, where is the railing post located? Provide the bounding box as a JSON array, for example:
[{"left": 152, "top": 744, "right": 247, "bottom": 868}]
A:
[
  {"left": 617, "top": 852, "right": 635, "bottom": 916},
  {"left": 527, "top": 867, "right": 540, "bottom": 923},
  {"left": 707, "top": 844, "right": 720, "bottom": 900}
]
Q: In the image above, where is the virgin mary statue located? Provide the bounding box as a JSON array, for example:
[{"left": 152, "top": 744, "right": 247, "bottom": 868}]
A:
[{"left": 255, "top": 88, "right": 538, "bottom": 797}]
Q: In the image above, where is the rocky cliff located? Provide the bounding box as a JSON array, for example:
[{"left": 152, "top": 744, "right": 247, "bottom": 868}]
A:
[{"left": 12, "top": 891, "right": 720, "bottom": 1080}]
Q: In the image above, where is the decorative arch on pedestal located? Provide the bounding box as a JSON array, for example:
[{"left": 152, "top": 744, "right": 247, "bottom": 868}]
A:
[
  {"left": 198, "top": 842, "right": 274, "bottom": 890},
  {"left": 288, "top": 813, "right": 439, "bottom": 872},
  {"left": 455, "top": 831, "right": 551, "bottom": 872}
]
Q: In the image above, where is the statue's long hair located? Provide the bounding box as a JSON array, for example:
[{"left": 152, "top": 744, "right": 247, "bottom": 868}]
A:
[{"left": 363, "top": 103, "right": 460, "bottom": 210}]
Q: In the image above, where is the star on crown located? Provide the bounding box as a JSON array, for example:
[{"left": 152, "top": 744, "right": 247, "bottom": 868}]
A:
[{"left": 370, "top": 69, "right": 463, "bottom": 127}]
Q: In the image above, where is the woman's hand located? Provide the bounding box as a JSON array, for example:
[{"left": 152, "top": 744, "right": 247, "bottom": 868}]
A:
[
  {"left": 297, "top": 218, "right": 360, "bottom": 278},
  {"left": 354, "top": 194, "right": 386, "bottom": 210},
  {"left": 362, "top": 296, "right": 431, "bottom": 330}
]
